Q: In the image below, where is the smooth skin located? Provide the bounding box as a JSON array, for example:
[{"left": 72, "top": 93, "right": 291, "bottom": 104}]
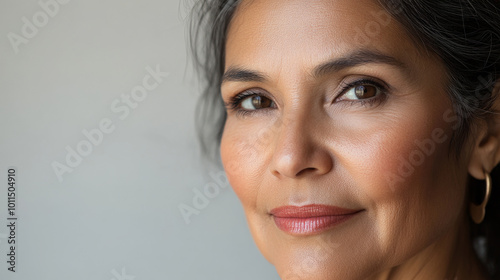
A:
[{"left": 219, "top": 0, "right": 500, "bottom": 279}]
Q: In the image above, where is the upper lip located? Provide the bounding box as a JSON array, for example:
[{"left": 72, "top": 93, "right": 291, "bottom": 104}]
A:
[{"left": 270, "top": 204, "right": 363, "bottom": 218}]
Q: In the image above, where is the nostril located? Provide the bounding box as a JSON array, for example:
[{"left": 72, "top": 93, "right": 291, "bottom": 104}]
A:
[
  {"left": 295, "top": 167, "right": 319, "bottom": 177},
  {"left": 271, "top": 146, "right": 334, "bottom": 179},
  {"left": 273, "top": 166, "right": 319, "bottom": 178}
]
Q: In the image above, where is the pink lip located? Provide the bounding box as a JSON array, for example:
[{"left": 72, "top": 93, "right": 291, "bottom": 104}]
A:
[{"left": 270, "top": 204, "right": 363, "bottom": 235}]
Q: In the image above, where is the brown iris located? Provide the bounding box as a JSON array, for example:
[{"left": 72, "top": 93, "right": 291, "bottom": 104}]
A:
[
  {"left": 354, "top": 85, "right": 378, "bottom": 99},
  {"left": 251, "top": 96, "right": 273, "bottom": 109}
]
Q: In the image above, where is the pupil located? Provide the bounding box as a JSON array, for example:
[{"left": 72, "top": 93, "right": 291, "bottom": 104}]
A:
[
  {"left": 252, "top": 96, "right": 262, "bottom": 108},
  {"left": 355, "top": 85, "right": 376, "bottom": 99}
]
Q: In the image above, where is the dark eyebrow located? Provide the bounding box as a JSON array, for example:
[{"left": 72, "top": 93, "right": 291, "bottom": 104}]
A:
[
  {"left": 222, "top": 68, "right": 268, "bottom": 84},
  {"left": 222, "top": 49, "right": 407, "bottom": 84},
  {"left": 313, "top": 50, "right": 407, "bottom": 78}
]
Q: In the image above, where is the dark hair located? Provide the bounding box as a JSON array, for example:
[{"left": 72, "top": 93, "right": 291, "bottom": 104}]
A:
[
  {"left": 190, "top": 0, "right": 500, "bottom": 277},
  {"left": 189, "top": 0, "right": 238, "bottom": 161}
]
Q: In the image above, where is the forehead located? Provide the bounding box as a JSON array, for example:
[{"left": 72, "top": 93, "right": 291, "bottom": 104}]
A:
[{"left": 225, "top": 0, "right": 419, "bottom": 73}]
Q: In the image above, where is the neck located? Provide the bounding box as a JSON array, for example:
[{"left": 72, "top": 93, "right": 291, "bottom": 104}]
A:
[{"left": 373, "top": 217, "right": 489, "bottom": 280}]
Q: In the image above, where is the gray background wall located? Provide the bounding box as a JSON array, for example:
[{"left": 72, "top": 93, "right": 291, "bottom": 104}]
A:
[{"left": 0, "top": 0, "right": 278, "bottom": 279}]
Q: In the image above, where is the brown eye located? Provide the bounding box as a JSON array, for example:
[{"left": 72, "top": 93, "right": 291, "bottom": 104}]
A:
[
  {"left": 340, "top": 83, "right": 381, "bottom": 101},
  {"left": 241, "top": 95, "right": 274, "bottom": 110},
  {"left": 354, "top": 85, "right": 378, "bottom": 99}
]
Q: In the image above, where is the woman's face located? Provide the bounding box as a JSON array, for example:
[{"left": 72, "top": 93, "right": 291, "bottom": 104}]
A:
[{"left": 220, "top": 0, "right": 472, "bottom": 278}]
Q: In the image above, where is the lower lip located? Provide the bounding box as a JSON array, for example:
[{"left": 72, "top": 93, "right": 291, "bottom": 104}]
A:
[{"left": 272, "top": 213, "right": 361, "bottom": 235}]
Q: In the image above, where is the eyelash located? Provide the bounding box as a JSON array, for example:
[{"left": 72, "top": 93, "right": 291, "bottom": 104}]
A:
[
  {"left": 225, "top": 78, "right": 389, "bottom": 117},
  {"left": 225, "top": 90, "right": 273, "bottom": 117},
  {"left": 336, "top": 79, "right": 388, "bottom": 107}
]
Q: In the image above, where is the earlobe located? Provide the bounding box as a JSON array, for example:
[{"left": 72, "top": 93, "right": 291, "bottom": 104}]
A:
[{"left": 468, "top": 79, "right": 500, "bottom": 179}]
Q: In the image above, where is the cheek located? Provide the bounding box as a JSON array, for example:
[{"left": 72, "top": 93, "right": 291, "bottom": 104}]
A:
[
  {"left": 333, "top": 98, "right": 454, "bottom": 199},
  {"left": 350, "top": 121, "right": 447, "bottom": 198},
  {"left": 220, "top": 118, "right": 271, "bottom": 209},
  {"left": 333, "top": 103, "right": 467, "bottom": 261}
]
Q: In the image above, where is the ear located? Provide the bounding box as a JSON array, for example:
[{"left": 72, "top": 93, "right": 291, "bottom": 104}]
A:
[{"left": 468, "top": 79, "right": 500, "bottom": 179}]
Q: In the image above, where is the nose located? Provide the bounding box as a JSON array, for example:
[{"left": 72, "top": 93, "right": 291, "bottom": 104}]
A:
[{"left": 270, "top": 114, "right": 333, "bottom": 179}]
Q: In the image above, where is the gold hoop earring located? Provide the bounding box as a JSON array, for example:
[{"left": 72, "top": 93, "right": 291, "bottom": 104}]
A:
[{"left": 470, "top": 172, "right": 492, "bottom": 224}]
